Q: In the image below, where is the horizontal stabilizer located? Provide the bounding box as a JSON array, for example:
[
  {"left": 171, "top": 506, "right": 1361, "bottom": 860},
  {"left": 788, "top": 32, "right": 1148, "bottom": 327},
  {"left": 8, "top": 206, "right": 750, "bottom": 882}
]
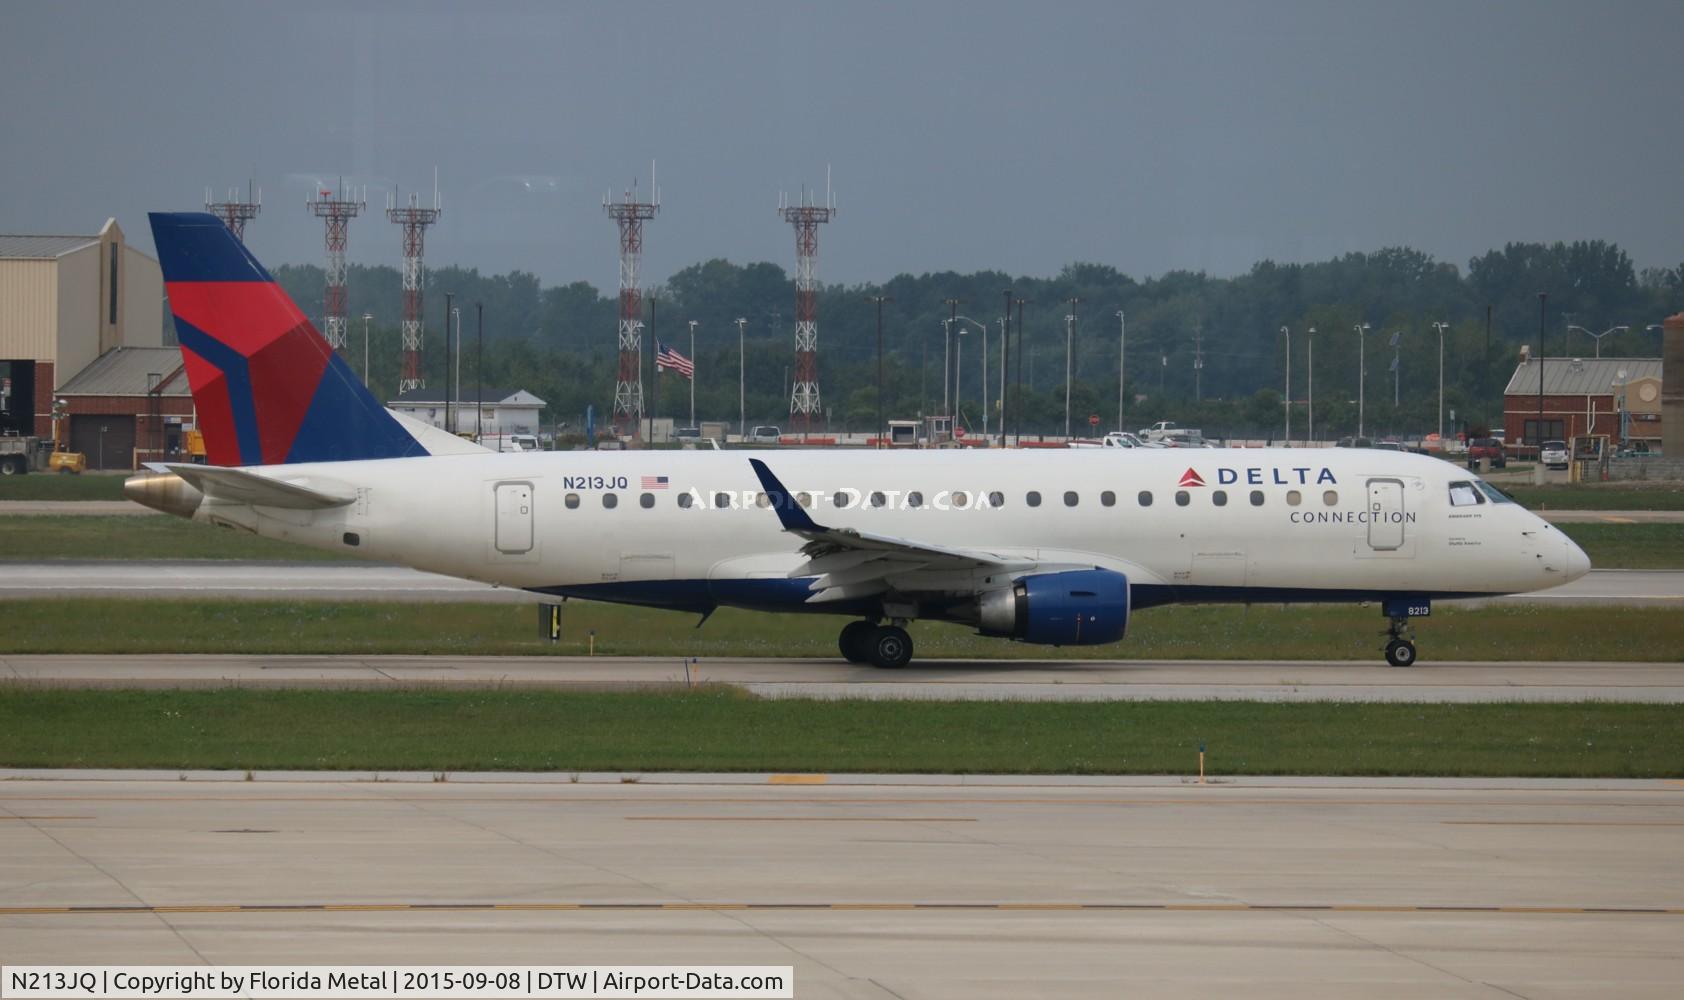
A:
[{"left": 163, "top": 463, "right": 354, "bottom": 510}]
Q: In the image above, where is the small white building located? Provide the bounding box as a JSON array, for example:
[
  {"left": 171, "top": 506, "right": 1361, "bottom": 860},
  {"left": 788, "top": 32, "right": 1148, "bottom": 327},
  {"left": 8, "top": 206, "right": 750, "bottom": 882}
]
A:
[{"left": 388, "top": 386, "right": 545, "bottom": 439}]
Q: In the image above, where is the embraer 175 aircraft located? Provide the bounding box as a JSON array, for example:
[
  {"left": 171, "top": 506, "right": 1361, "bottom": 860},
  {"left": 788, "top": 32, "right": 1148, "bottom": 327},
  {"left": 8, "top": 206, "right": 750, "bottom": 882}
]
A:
[{"left": 126, "top": 213, "right": 1590, "bottom": 669}]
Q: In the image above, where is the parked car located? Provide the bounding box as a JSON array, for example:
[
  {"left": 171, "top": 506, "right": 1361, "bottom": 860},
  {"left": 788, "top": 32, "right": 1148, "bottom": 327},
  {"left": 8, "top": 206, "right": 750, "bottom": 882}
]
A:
[
  {"left": 671, "top": 426, "right": 701, "bottom": 440},
  {"left": 1466, "top": 437, "right": 1506, "bottom": 469},
  {"left": 750, "top": 425, "right": 782, "bottom": 443},
  {"left": 1540, "top": 439, "right": 1570, "bottom": 470},
  {"left": 1372, "top": 441, "right": 1403, "bottom": 452}
]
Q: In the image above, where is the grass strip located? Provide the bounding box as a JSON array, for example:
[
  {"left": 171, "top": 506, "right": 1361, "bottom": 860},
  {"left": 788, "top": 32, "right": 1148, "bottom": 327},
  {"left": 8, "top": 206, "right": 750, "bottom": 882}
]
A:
[
  {"left": 0, "top": 475, "right": 128, "bottom": 501},
  {"left": 2, "top": 598, "right": 1680, "bottom": 661},
  {"left": 0, "top": 515, "right": 354, "bottom": 561},
  {"left": 1502, "top": 483, "right": 1684, "bottom": 511},
  {"left": 1, "top": 515, "right": 1680, "bottom": 570},
  {"left": 0, "top": 688, "right": 1676, "bottom": 777}
]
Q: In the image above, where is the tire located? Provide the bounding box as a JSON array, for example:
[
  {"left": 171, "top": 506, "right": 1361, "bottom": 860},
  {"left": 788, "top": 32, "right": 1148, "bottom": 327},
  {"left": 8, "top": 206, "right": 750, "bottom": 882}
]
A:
[
  {"left": 838, "top": 620, "right": 875, "bottom": 663},
  {"left": 1384, "top": 639, "right": 1417, "bottom": 668},
  {"left": 867, "top": 625, "right": 914, "bottom": 669},
  {"left": 0, "top": 456, "right": 21, "bottom": 476}
]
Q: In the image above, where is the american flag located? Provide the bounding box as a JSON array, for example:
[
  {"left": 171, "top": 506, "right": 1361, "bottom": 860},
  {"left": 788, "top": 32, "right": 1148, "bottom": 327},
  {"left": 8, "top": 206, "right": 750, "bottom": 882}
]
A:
[
  {"left": 655, "top": 340, "right": 694, "bottom": 379},
  {"left": 641, "top": 475, "right": 670, "bottom": 490}
]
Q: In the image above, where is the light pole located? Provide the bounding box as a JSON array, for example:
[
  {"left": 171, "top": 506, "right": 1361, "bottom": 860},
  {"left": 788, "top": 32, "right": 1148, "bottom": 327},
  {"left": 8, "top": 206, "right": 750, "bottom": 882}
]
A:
[
  {"left": 1115, "top": 310, "right": 1125, "bottom": 433},
  {"left": 687, "top": 320, "right": 699, "bottom": 430},
  {"left": 474, "top": 302, "right": 483, "bottom": 443},
  {"left": 1431, "top": 321, "right": 1449, "bottom": 443},
  {"left": 1281, "top": 326, "right": 1291, "bottom": 445},
  {"left": 443, "top": 291, "right": 454, "bottom": 433},
  {"left": 1307, "top": 326, "right": 1315, "bottom": 444},
  {"left": 942, "top": 297, "right": 962, "bottom": 420},
  {"left": 361, "top": 312, "right": 373, "bottom": 387},
  {"left": 1354, "top": 322, "right": 1371, "bottom": 438},
  {"left": 451, "top": 306, "right": 461, "bottom": 435},
  {"left": 951, "top": 316, "right": 989, "bottom": 438},
  {"left": 956, "top": 325, "right": 968, "bottom": 434},
  {"left": 997, "top": 317, "right": 1007, "bottom": 444},
  {"left": 1390, "top": 331, "right": 1402, "bottom": 408},
  {"left": 735, "top": 318, "right": 746, "bottom": 441},
  {"left": 1568, "top": 324, "right": 1629, "bottom": 359},
  {"left": 867, "top": 297, "right": 892, "bottom": 446},
  {"left": 940, "top": 318, "right": 952, "bottom": 422},
  {"left": 1613, "top": 369, "right": 1629, "bottom": 451},
  {"left": 1063, "top": 311, "right": 1075, "bottom": 439}
]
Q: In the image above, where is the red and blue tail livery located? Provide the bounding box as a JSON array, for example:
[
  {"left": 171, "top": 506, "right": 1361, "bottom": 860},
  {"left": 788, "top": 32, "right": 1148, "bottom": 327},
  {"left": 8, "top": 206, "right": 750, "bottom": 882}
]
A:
[{"left": 148, "top": 212, "right": 427, "bottom": 466}]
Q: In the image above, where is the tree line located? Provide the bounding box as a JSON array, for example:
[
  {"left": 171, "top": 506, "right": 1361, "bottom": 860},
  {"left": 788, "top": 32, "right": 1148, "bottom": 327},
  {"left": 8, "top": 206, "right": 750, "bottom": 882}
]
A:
[{"left": 267, "top": 241, "right": 1683, "bottom": 440}]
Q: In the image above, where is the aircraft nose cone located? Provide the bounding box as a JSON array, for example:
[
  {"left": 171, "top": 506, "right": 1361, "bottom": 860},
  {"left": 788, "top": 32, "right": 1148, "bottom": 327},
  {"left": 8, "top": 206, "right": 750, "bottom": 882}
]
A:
[{"left": 1562, "top": 535, "right": 1591, "bottom": 582}]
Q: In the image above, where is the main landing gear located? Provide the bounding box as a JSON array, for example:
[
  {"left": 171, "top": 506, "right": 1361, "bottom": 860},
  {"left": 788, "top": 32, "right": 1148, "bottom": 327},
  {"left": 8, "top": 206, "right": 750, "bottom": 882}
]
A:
[
  {"left": 839, "top": 620, "right": 914, "bottom": 669},
  {"left": 1383, "top": 615, "right": 1418, "bottom": 668}
]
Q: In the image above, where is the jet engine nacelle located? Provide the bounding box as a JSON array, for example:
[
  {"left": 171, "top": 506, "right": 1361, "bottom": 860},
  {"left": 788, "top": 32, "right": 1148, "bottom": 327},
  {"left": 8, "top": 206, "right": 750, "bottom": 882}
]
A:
[{"left": 976, "top": 569, "right": 1130, "bottom": 646}]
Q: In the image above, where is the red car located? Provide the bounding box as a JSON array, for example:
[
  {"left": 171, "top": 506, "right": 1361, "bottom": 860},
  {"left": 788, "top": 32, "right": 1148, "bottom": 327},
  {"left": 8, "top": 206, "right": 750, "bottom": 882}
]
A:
[{"left": 1466, "top": 437, "right": 1506, "bottom": 469}]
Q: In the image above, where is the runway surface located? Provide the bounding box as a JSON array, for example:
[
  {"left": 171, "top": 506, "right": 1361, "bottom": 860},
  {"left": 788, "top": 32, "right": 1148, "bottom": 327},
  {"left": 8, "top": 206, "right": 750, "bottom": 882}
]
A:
[
  {"left": 1, "top": 774, "right": 1679, "bottom": 998},
  {"left": 6, "top": 654, "right": 1683, "bottom": 702},
  {"left": 3, "top": 561, "right": 1680, "bottom": 606}
]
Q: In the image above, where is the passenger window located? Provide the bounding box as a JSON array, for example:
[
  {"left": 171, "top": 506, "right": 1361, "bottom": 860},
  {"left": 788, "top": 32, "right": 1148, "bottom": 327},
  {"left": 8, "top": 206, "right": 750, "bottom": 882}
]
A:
[
  {"left": 1026, "top": 491, "right": 1042, "bottom": 507},
  {"left": 1212, "top": 490, "right": 1228, "bottom": 507},
  {"left": 834, "top": 490, "right": 854, "bottom": 509},
  {"left": 677, "top": 493, "right": 693, "bottom": 509},
  {"left": 602, "top": 493, "right": 618, "bottom": 509},
  {"left": 756, "top": 492, "right": 772, "bottom": 508},
  {"left": 952, "top": 491, "right": 970, "bottom": 508},
  {"left": 1100, "top": 490, "right": 1116, "bottom": 507},
  {"left": 1286, "top": 490, "right": 1302, "bottom": 506},
  {"left": 1323, "top": 490, "right": 1338, "bottom": 506},
  {"left": 1138, "top": 491, "right": 1153, "bottom": 507},
  {"left": 1249, "top": 490, "right": 1264, "bottom": 507},
  {"left": 796, "top": 492, "right": 813, "bottom": 508},
  {"left": 639, "top": 493, "right": 655, "bottom": 509},
  {"left": 564, "top": 492, "right": 580, "bottom": 509},
  {"left": 714, "top": 491, "right": 731, "bottom": 509},
  {"left": 1175, "top": 490, "right": 1190, "bottom": 507},
  {"left": 988, "top": 491, "right": 1005, "bottom": 508},
  {"left": 1448, "top": 481, "right": 1483, "bottom": 507},
  {"left": 870, "top": 491, "right": 887, "bottom": 508},
  {"left": 906, "top": 491, "right": 923, "bottom": 508},
  {"left": 1064, "top": 491, "right": 1079, "bottom": 507}
]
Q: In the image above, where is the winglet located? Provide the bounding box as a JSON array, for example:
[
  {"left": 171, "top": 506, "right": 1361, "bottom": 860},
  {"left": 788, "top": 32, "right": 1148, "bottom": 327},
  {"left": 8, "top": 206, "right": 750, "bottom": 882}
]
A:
[{"left": 748, "top": 458, "right": 820, "bottom": 533}]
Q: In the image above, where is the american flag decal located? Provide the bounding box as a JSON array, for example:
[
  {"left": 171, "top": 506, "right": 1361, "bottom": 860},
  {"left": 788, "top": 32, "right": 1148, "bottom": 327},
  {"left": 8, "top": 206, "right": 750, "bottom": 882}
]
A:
[{"left": 641, "top": 475, "right": 670, "bottom": 490}]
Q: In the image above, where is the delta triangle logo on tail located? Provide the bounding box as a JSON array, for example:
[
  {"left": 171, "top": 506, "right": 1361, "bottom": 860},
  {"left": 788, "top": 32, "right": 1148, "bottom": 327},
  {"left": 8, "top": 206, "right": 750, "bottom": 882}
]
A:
[{"left": 1178, "top": 468, "right": 1205, "bottom": 488}]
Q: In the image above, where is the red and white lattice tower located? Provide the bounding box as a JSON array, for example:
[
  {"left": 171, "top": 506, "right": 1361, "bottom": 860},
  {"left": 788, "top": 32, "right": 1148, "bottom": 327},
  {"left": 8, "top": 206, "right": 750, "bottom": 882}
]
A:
[
  {"left": 603, "top": 176, "right": 659, "bottom": 439},
  {"left": 386, "top": 186, "right": 441, "bottom": 393},
  {"left": 206, "top": 181, "right": 261, "bottom": 243},
  {"left": 779, "top": 179, "right": 836, "bottom": 437},
  {"left": 306, "top": 182, "right": 366, "bottom": 355}
]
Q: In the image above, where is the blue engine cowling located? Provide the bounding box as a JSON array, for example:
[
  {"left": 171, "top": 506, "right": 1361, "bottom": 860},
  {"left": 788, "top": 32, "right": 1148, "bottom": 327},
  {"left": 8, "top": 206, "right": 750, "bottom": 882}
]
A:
[{"left": 976, "top": 569, "right": 1130, "bottom": 646}]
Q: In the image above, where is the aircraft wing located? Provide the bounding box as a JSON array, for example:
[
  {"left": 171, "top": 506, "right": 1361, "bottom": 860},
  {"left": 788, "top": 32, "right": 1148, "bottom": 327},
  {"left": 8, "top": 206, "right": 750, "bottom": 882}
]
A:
[
  {"left": 748, "top": 458, "right": 1032, "bottom": 603},
  {"left": 163, "top": 463, "right": 355, "bottom": 510}
]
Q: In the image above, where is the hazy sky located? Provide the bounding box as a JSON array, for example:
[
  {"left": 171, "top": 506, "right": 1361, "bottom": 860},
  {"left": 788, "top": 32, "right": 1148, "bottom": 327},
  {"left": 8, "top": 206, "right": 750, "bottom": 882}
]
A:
[{"left": 2, "top": 0, "right": 1679, "bottom": 287}]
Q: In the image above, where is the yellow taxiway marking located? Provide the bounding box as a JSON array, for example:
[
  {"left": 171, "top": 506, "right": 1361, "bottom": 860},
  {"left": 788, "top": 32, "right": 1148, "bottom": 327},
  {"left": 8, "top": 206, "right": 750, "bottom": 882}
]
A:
[
  {"left": 768, "top": 774, "right": 829, "bottom": 785},
  {"left": 1600, "top": 516, "right": 1638, "bottom": 524},
  {"left": 1, "top": 902, "right": 1677, "bottom": 917}
]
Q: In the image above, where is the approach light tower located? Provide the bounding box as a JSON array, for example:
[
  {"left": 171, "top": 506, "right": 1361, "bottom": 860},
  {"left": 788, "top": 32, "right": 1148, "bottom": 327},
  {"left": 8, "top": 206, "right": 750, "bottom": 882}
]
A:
[
  {"left": 307, "top": 182, "right": 367, "bottom": 357},
  {"left": 386, "top": 183, "right": 441, "bottom": 394},
  {"left": 779, "top": 176, "right": 836, "bottom": 438},
  {"left": 206, "top": 181, "right": 261, "bottom": 243},
  {"left": 603, "top": 174, "right": 659, "bottom": 440}
]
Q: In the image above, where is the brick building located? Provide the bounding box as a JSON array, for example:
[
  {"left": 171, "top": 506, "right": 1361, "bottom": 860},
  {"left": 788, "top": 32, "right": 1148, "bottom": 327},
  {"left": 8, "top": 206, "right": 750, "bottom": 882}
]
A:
[
  {"left": 1502, "top": 354, "right": 1662, "bottom": 451},
  {"left": 56, "top": 346, "right": 195, "bottom": 468}
]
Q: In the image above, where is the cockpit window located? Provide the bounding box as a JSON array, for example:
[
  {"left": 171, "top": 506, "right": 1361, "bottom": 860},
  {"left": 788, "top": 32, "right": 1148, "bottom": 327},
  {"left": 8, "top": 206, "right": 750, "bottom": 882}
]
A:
[
  {"left": 1448, "top": 481, "right": 1483, "bottom": 507},
  {"left": 1475, "top": 481, "right": 1514, "bottom": 504}
]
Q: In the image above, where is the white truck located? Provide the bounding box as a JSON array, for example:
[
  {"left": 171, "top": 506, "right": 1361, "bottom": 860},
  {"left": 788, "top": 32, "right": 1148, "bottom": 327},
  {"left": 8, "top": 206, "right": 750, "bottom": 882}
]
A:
[
  {"left": 1139, "top": 421, "right": 1204, "bottom": 446},
  {"left": 1070, "top": 431, "right": 1156, "bottom": 449}
]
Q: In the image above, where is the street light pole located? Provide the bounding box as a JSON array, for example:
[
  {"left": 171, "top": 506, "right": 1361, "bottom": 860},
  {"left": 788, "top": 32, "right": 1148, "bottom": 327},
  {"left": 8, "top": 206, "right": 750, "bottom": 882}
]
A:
[
  {"left": 956, "top": 326, "right": 967, "bottom": 434},
  {"left": 474, "top": 302, "right": 483, "bottom": 443},
  {"left": 1063, "top": 298, "right": 1080, "bottom": 440},
  {"left": 1307, "top": 326, "right": 1315, "bottom": 444},
  {"left": 942, "top": 297, "right": 962, "bottom": 420},
  {"left": 452, "top": 306, "right": 461, "bottom": 435},
  {"left": 867, "top": 297, "right": 892, "bottom": 446},
  {"left": 1115, "top": 310, "right": 1125, "bottom": 433},
  {"left": 735, "top": 318, "right": 746, "bottom": 441},
  {"left": 1568, "top": 324, "right": 1629, "bottom": 359},
  {"left": 361, "top": 312, "right": 372, "bottom": 388},
  {"left": 941, "top": 318, "right": 952, "bottom": 423},
  {"left": 1281, "top": 326, "right": 1291, "bottom": 445},
  {"left": 443, "top": 291, "right": 454, "bottom": 433},
  {"left": 1431, "top": 321, "right": 1449, "bottom": 443},
  {"left": 687, "top": 320, "right": 699, "bottom": 429},
  {"left": 1354, "top": 322, "right": 1371, "bottom": 438}
]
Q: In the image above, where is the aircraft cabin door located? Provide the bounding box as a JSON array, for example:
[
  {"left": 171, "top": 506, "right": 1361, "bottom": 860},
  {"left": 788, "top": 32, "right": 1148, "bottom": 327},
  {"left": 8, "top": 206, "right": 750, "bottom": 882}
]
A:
[
  {"left": 494, "top": 482, "right": 534, "bottom": 554},
  {"left": 1366, "top": 478, "right": 1405, "bottom": 551}
]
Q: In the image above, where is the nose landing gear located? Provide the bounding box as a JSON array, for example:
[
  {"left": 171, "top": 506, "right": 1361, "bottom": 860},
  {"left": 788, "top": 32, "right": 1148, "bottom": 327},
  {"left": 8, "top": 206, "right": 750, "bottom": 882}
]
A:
[
  {"left": 838, "top": 619, "right": 914, "bottom": 669},
  {"left": 1382, "top": 613, "right": 1417, "bottom": 667}
]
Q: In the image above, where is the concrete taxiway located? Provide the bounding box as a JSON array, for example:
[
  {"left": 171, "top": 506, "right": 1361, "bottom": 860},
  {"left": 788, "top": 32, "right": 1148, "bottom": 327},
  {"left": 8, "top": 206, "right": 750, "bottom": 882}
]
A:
[
  {"left": 3, "top": 561, "right": 1680, "bottom": 606},
  {"left": 5, "top": 654, "right": 1683, "bottom": 702},
  {"left": 1, "top": 774, "right": 1679, "bottom": 998}
]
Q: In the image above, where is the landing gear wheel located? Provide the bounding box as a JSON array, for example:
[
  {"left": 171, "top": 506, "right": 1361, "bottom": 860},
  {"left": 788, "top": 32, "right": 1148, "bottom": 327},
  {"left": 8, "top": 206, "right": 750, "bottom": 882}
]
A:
[
  {"left": 867, "top": 625, "right": 913, "bottom": 669},
  {"left": 838, "top": 620, "right": 876, "bottom": 663},
  {"left": 1384, "top": 638, "right": 1417, "bottom": 668}
]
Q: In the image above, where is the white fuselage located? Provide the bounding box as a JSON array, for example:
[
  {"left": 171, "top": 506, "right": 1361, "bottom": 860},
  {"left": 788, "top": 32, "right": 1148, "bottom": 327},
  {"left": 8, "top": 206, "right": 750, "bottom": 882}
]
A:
[{"left": 193, "top": 447, "right": 1588, "bottom": 618}]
